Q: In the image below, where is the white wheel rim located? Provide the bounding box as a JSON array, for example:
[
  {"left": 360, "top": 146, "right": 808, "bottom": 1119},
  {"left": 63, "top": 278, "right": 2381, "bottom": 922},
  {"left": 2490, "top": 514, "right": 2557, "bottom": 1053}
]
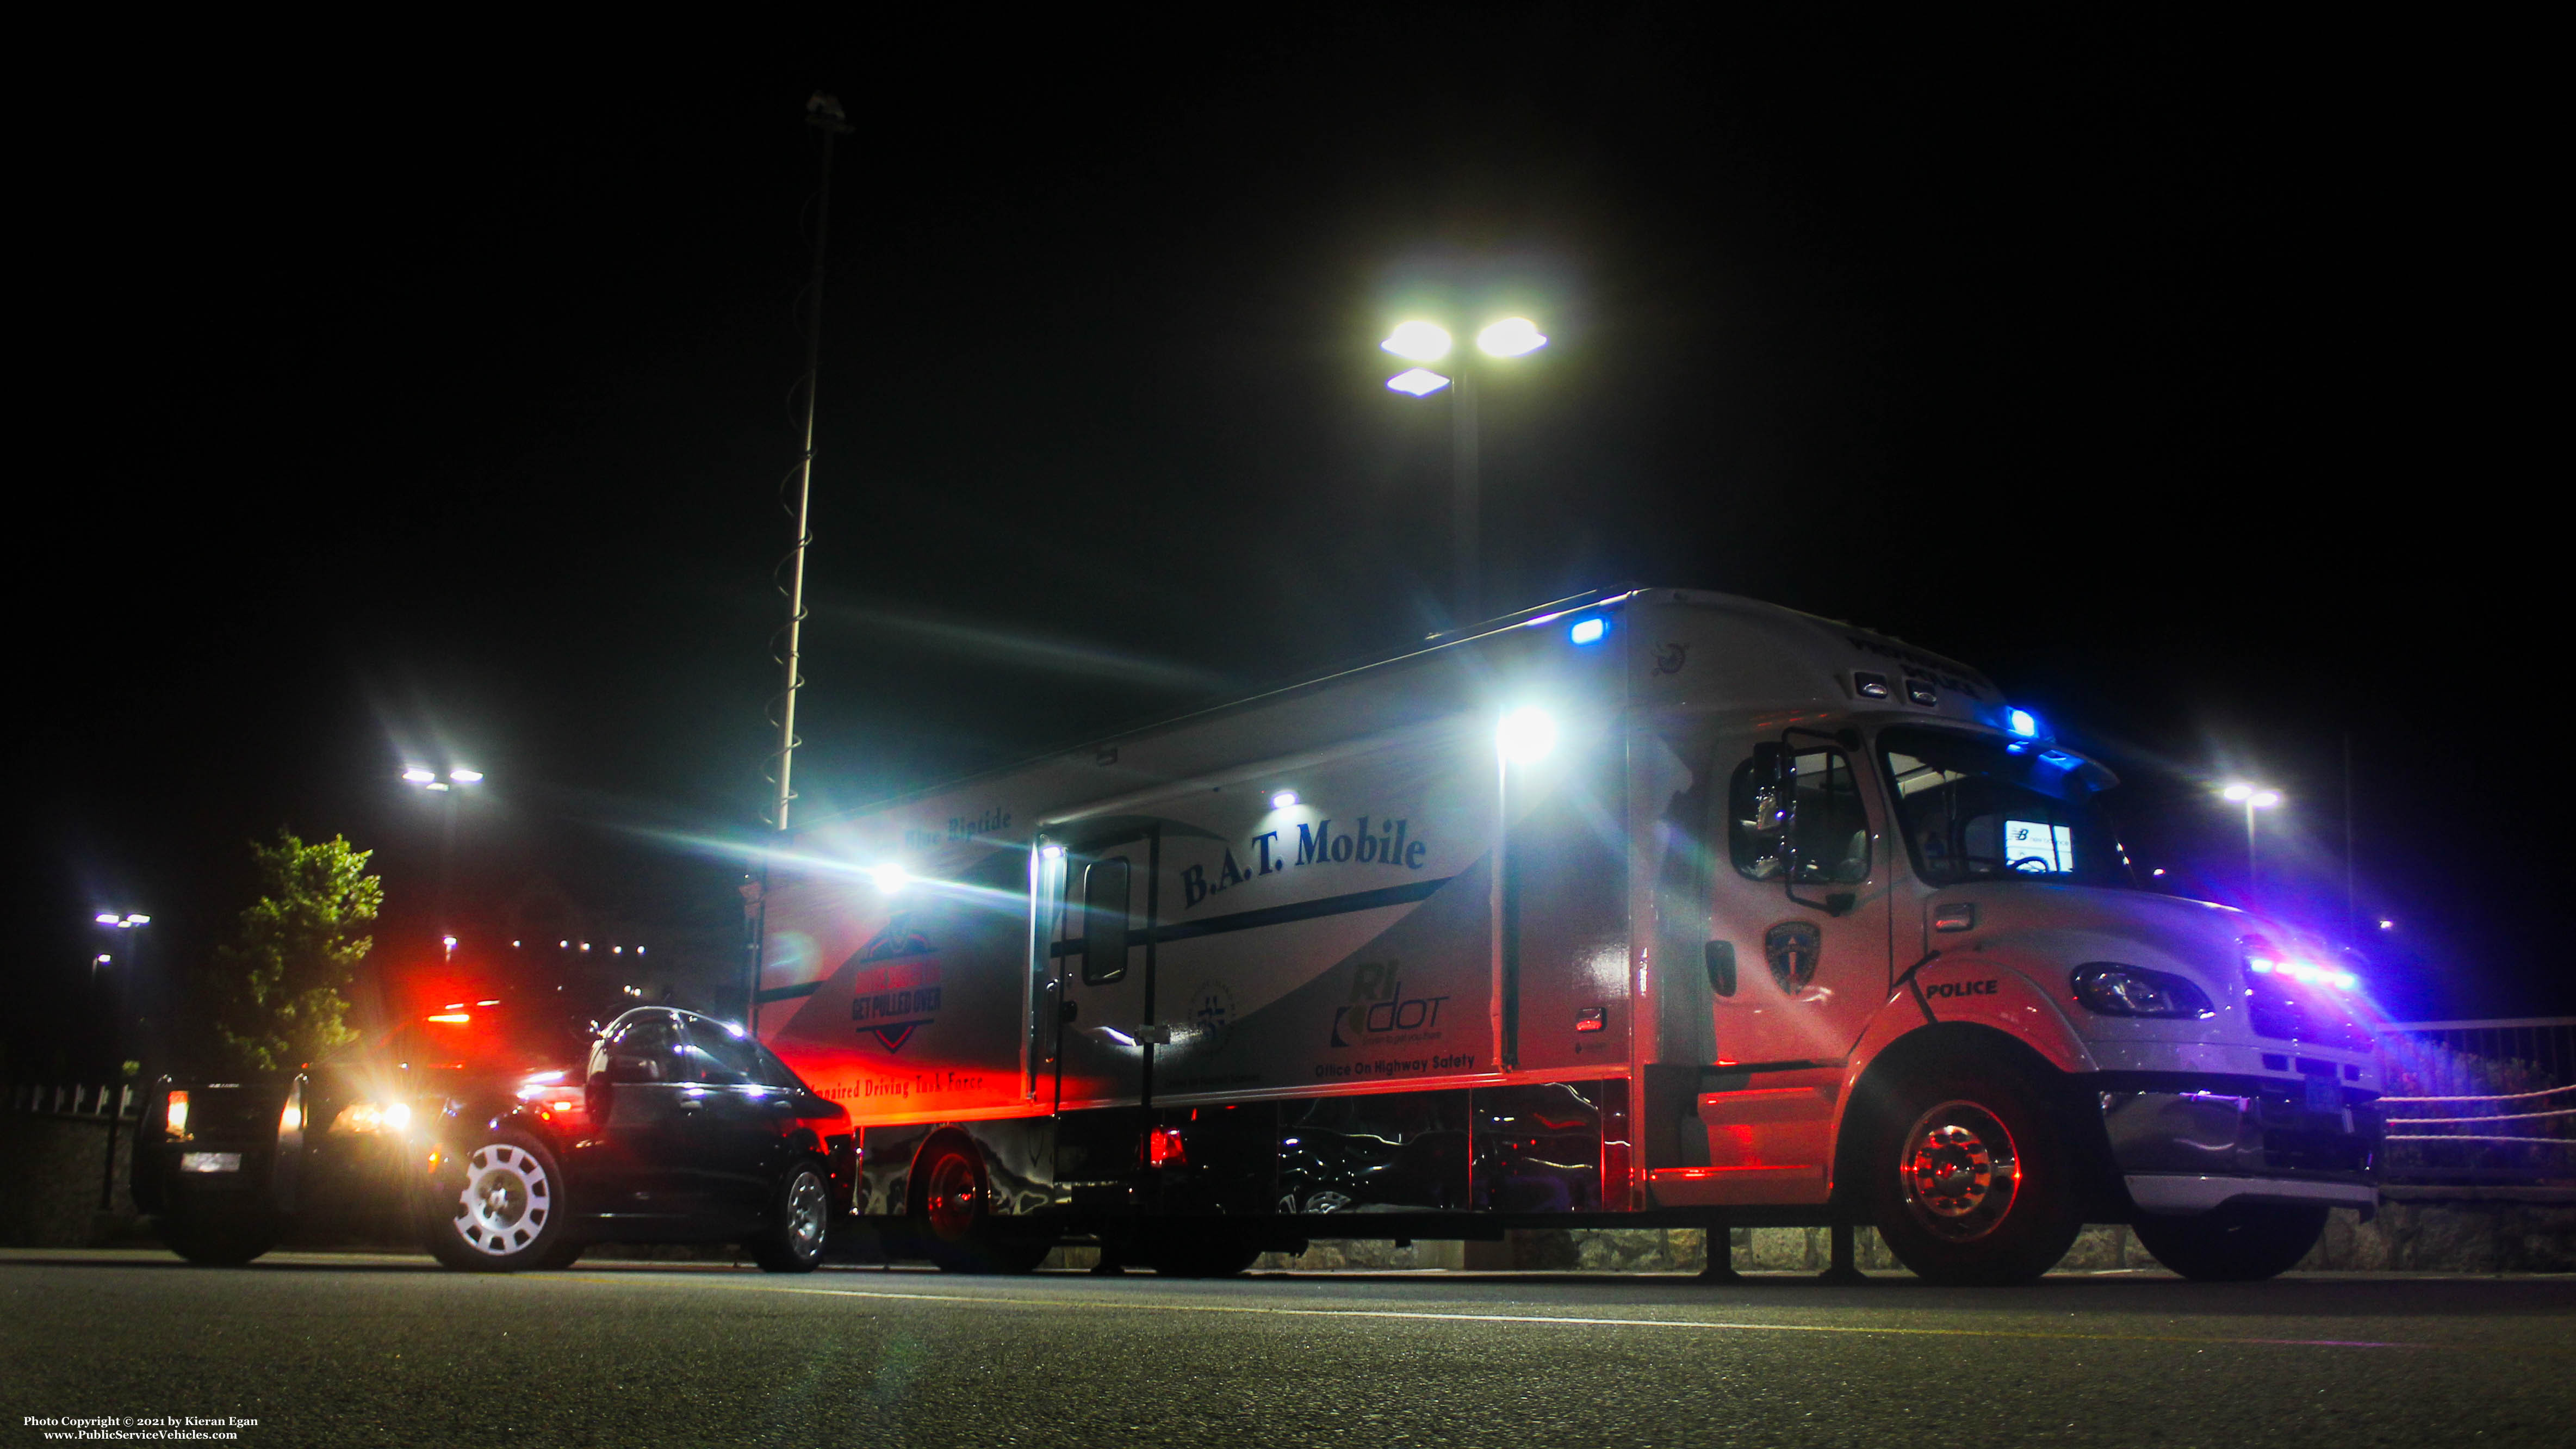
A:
[{"left": 451, "top": 1143, "right": 552, "bottom": 1256}]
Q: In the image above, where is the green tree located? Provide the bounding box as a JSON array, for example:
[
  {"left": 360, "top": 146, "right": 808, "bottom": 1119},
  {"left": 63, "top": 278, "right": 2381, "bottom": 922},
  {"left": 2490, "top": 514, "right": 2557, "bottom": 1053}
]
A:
[{"left": 203, "top": 830, "right": 384, "bottom": 1074}]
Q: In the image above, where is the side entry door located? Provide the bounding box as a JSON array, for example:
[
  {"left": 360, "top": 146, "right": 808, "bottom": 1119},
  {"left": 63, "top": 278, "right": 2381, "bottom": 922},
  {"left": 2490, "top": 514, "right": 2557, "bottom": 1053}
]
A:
[
  {"left": 680, "top": 1017, "right": 793, "bottom": 1229},
  {"left": 1048, "top": 832, "right": 1156, "bottom": 1111},
  {"left": 1693, "top": 738, "right": 1894, "bottom": 1190}
]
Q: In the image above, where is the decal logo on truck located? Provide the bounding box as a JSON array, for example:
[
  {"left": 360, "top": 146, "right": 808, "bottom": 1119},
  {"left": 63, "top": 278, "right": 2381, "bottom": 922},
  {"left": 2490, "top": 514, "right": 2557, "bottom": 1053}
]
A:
[
  {"left": 1180, "top": 815, "right": 1431, "bottom": 911},
  {"left": 1764, "top": 921, "right": 1822, "bottom": 994},
  {"left": 1330, "top": 960, "right": 1452, "bottom": 1048},
  {"left": 847, "top": 914, "right": 941, "bottom": 1052}
]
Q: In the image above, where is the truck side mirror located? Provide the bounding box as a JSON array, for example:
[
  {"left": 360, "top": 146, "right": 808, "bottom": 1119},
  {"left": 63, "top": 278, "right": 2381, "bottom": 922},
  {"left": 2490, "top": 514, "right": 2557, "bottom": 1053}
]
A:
[{"left": 1081, "top": 858, "right": 1131, "bottom": 984}]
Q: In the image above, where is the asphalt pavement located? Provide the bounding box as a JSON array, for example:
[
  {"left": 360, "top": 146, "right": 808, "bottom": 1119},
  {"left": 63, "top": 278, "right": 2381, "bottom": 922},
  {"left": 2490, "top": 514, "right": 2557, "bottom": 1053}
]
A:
[{"left": 5, "top": 1251, "right": 2572, "bottom": 1448}]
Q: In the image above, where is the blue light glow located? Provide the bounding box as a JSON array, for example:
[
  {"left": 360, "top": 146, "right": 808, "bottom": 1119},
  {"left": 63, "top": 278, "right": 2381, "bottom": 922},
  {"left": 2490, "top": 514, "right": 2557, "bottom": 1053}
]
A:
[
  {"left": 2007, "top": 708, "right": 2039, "bottom": 738},
  {"left": 1569, "top": 618, "right": 1607, "bottom": 646}
]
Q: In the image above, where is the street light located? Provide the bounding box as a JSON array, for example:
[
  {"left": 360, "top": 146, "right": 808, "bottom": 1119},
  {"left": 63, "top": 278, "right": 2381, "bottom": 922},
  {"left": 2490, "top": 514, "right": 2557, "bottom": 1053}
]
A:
[
  {"left": 1380, "top": 314, "right": 1550, "bottom": 623},
  {"left": 404, "top": 764, "right": 485, "bottom": 933},
  {"left": 2220, "top": 782, "right": 2282, "bottom": 882}
]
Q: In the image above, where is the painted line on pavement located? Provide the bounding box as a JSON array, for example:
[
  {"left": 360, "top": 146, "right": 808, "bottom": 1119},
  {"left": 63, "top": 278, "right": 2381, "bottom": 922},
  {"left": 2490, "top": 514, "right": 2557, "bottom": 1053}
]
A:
[{"left": 569, "top": 1275, "right": 2432, "bottom": 1351}]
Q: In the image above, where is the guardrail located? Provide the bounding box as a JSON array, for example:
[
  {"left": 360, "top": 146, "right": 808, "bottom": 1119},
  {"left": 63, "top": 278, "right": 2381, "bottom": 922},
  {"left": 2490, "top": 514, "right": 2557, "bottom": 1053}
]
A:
[{"left": 2380, "top": 1018, "right": 2576, "bottom": 1188}]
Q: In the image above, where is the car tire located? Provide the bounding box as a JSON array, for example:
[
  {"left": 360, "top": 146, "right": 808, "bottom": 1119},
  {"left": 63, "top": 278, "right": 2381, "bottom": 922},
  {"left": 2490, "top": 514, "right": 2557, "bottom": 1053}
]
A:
[
  {"left": 911, "top": 1138, "right": 1051, "bottom": 1274},
  {"left": 1864, "top": 1061, "right": 2085, "bottom": 1286},
  {"left": 162, "top": 1212, "right": 278, "bottom": 1266},
  {"left": 750, "top": 1160, "right": 833, "bottom": 1273},
  {"left": 2132, "top": 1202, "right": 2328, "bottom": 1282},
  {"left": 425, "top": 1129, "right": 575, "bottom": 1273}
]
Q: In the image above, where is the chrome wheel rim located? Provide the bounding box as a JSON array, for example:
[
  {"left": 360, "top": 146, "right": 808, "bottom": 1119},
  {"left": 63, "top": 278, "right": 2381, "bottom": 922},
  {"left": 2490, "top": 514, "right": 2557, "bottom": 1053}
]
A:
[
  {"left": 1897, "top": 1100, "right": 2020, "bottom": 1242},
  {"left": 926, "top": 1153, "right": 979, "bottom": 1242},
  {"left": 786, "top": 1171, "right": 829, "bottom": 1256},
  {"left": 452, "top": 1143, "right": 551, "bottom": 1256}
]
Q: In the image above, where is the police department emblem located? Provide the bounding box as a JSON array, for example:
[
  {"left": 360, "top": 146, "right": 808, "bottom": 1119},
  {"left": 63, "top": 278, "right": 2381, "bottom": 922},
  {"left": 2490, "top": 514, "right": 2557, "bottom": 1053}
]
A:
[{"left": 1764, "top": 920, "right": 1822, "bottom": 994}]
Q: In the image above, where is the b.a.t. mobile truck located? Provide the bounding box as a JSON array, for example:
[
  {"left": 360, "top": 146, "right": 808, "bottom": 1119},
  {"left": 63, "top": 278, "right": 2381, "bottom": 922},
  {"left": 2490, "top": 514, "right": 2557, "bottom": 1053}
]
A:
[{"left": 753, "top": 589, "right": 2380, "bottom": 1283}]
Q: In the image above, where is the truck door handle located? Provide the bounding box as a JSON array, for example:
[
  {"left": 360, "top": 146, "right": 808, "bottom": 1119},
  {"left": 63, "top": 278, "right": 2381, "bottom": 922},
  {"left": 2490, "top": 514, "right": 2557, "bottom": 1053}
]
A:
[{"left": 674, "top": 1094, "right": 705, "bottom": 1112}]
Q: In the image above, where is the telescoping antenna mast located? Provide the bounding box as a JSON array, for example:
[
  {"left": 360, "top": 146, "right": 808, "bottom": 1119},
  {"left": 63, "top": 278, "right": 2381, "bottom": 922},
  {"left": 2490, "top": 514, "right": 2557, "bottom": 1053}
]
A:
[{"left": 754, "top": 91, "right": 851, "bottom": 1028}]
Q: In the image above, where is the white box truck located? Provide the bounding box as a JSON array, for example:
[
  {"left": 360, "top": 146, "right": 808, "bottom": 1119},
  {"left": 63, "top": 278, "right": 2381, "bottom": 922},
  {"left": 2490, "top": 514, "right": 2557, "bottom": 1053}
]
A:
[{"left": 753, "top": 589, "right": 2381, "bottom": 1283}]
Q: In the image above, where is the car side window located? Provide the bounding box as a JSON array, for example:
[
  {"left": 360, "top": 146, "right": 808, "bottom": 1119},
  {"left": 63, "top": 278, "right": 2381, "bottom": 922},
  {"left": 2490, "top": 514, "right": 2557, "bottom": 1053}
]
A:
[
  {"left": 753, "top": 1042, "right": 810, "bottom": 1093},
  {"left": 601, "top": 1016, "right": 681, "bottom": 1083},
  {"left": 683, "top": 1020, "right": 764, "bottom": 1086}
]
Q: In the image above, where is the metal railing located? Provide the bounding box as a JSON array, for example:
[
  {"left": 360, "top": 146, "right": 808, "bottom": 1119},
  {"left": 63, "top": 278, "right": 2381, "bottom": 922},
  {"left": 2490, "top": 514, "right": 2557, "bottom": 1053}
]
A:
[
  {"left": 5, "top": 1082, "right": 143, "bottom": 1119},
  {"left": 2379, "top": 1018, "right": 2576, "bottom": 1186}
]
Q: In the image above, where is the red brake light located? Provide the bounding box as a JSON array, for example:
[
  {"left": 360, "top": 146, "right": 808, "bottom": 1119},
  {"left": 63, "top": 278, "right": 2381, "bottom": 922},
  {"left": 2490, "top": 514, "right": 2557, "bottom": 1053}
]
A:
[{"left": 1147, "top": 1125, "right": 1187, "bottom": 1168}]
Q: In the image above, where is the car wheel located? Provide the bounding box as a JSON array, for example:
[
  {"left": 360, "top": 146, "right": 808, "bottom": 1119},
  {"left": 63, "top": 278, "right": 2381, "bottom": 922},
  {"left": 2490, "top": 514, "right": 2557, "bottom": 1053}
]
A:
[
  {"left": 162, "top": 1212, "right": 278, "bottom": 1266},
  {"left": 425, "top": 1130, "right": 575, "bottom": 1273},
  {"left": 911, "top": 1138, "right": 1050, "bottom": 1273},
  {"left": 2132, "top": 1202, "right": 2328, "bottom": 1281},
  {"left": 752, "top": 1161, "right": 833, "bottom": 1273},
  {"left": 1865, "top": 1062, "right": 2084, "bottom": 1286}
]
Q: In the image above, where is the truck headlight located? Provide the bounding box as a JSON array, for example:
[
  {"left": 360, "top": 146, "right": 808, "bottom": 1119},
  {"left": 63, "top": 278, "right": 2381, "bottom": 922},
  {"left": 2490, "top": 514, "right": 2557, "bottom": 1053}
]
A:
[{"left": 2071, "top": 963, "right": 2215, "bottom": 1019}]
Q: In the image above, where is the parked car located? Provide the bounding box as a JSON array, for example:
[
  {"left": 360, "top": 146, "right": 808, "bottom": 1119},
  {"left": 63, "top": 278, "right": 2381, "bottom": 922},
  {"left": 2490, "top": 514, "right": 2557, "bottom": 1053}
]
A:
[{"left": 135, "top": 1005, "right": 855, "bottom": 1273}]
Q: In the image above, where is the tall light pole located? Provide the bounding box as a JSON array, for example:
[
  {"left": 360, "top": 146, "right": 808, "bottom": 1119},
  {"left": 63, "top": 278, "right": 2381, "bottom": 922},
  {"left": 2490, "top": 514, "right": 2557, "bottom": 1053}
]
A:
[
  {"left": 2221, "top": 782, "right": 2282, "bottom": 885},
  {"left": 93, "top": 911, "right": 150, "bottom": 1210},
  {"left": 1382, "top": 316, "right": 1548, "bottom": 624},
  {"left": 403, "top": 765, "right": 484, "bottom": 936}
]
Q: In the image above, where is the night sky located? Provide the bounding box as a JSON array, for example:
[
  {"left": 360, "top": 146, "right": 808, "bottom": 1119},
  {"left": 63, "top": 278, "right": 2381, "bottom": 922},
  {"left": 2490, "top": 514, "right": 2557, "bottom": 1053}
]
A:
[{"left": 12, "top": 13, "right": 2555, "bottom": 1078}]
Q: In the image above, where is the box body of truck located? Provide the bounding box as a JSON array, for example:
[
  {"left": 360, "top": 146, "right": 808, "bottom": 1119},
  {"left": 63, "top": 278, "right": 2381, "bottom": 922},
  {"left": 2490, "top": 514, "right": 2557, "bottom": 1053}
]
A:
[{"left": 755, "top": 589, "right": 2383, "bottom": 1281}]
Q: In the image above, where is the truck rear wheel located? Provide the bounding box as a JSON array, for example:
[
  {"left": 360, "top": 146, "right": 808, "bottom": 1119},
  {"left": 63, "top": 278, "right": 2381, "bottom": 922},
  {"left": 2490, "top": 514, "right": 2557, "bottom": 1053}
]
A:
[
  {"left": 1864, "top": 1062, "right": 2083, "bottom": 1286},
  {"left": 425, "top": 1130, "right": 576, "bottom": 1273},
  {"left": 2132, "top": 1202, "right": 2327, "bottom": 1281},
  {"left": 912, "top": 1138, "right": 1051, "bottom": 1274},
  {"left": 161, "top": 1212, "right": 278, "bottom": 1266}
]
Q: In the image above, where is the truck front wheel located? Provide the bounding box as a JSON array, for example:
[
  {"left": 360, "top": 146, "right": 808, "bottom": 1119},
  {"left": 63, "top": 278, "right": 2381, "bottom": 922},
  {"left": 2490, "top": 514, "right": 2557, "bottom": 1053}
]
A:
[
  {"left": 2132, "top": 1202, "right": 2326, "bottom": 1281},
  {"left": 1864, "top": 1063, "right": 2084, "bottom": 1286}
]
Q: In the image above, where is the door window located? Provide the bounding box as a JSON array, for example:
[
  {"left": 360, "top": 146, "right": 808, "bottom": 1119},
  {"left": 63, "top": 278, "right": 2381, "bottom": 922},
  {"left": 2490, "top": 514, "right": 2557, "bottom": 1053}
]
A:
[
  {"left": 1729, "top": 748, "right": 1871, "bottom": 884},
  {"left": 600, "top": 1015, "right": 682, "bottom": 1083},
  {"left": 682, "top": 1020, "right": 764, "bottom": 1086}
]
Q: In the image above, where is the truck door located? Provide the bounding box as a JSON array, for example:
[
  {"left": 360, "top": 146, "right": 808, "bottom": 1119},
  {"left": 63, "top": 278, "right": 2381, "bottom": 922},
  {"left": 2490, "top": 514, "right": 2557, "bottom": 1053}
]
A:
[
  {"left": 1694, "top": 738, "right": 1894, "bottom": 1190},
  {"left": 1050, "top": 831, "right": 1156, "bottom": 1111}
]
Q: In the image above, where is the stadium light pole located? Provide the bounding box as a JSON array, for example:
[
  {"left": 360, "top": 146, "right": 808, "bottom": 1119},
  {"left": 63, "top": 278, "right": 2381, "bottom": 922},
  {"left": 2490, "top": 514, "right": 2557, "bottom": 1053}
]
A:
[
  {"left": 1381, "top": 317, "right": 1548, "bottom": 625},
  {"left": 403, "top": 765, "right": 485, "bottom": 934}
]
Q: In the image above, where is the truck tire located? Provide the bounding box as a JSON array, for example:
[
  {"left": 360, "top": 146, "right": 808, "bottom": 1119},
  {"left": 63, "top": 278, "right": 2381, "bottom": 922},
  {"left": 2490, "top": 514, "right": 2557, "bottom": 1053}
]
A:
[
  {"left": 911, "top": 1138, "right": 1051, "bottom": 1273},
  {"left": 425, "top": 1129, "right": 576, "bottom": 1273},
  {"left": 2132, "top": 1202, "right": 2327, "bottom": 1281},
  {"left": 161, "top": 1213, "right": 278, "bottom": 1266},
  {"left": 750, "top": 1161, "right": 833, "bottom": 1273},
  {"left": 1863, "top": 1062, "right": 2084, "bottom": 1286}
]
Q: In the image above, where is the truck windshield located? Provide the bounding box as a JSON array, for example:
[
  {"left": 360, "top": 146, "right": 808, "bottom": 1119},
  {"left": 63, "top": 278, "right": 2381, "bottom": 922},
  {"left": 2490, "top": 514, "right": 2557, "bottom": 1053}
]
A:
[{"left": 1879, "top": 726, "right": 2133, "bottom": 888}]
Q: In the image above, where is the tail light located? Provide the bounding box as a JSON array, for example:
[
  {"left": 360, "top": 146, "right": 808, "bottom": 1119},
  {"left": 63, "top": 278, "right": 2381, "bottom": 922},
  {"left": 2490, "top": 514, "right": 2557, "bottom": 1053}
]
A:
[
  {"left": 1147, "top": 1125, "right": 1187, "bottom": 1168},
  {"left": 164, "top": 1090, "right": 190, "bottom": 1141}
]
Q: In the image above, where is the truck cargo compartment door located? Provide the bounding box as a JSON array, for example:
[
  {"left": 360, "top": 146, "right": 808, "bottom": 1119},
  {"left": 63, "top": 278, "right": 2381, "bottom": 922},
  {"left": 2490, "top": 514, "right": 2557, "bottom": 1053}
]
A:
[{"left": 1051, "top": 835, "right": 1155, "bottom": 1111}]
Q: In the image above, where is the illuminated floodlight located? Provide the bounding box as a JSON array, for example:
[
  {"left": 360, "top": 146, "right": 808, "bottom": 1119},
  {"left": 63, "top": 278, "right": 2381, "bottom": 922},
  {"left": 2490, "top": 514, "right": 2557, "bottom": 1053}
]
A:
[
  {"left": 2379, "top": 919, "right": 2395, "bottom": 930},
  {"left": 1475, "top": 317, "right": 1547, "bottom": 357},
  {"left": 1381, "top": 321, "right": 1453, "bottom": 362},
  {"left": 1498, "top": 707, "right": 1559, "bottom": 764},
  {"left": 402, "top": 766, "right": 437, "bottom": 783},
  {"left": 441, "top": 935, "right": 457, "bottom": 950},
  {"left": 94, "top": 954, "right": 111, "bottom": 967},
  {"left": 2222, "top": 782, "right": 2254, "bottom": 802},
  {"left": 96, "top": 913, "right": 120, "bottom": 925},
  {"left": 1386, "top": 368, "right": 1451, "bottom": 397},
  {"left": 867, "top": 864, "right": 911, "bottom": 890},
  {"left": 2250, "top": 789, "right": 2282, "bottom": 809},
  {"left": 448, "top": 768, "right": 483, "bottom": 784},
  {"left": 127, "top": 914, "right": 148, "bottom": 925},
  {"left": 1270, "top": 790, "right": 1299, "bottom": 810},
  {"left": 426, "top": 781, "right": 450, "bottom": 791},
  {"left": 426, "top": 1012, "right": 471, "bottom": 1024},
  {"left": 1039, "top": 844, "right": 1066, "bottom": 862},
  {"left": 2007, "top": 708, "right": 2039, "bottom": 738},
  {"left": 1568, "top": 618, "right": 1606, "bottom": 646}
]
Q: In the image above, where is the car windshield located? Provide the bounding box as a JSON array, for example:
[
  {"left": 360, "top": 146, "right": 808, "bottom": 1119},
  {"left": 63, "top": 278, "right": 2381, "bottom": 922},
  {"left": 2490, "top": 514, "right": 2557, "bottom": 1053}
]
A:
[{"left": 1879, "top": 726, "right": 2133, "bottom": 888}]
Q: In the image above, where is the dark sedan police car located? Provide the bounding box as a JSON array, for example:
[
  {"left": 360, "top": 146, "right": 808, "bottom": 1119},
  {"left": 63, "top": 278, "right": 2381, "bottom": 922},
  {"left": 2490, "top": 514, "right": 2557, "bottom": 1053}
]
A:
[{"left": 135, "top": 1005, "right": 854, "bottom": 1272}]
